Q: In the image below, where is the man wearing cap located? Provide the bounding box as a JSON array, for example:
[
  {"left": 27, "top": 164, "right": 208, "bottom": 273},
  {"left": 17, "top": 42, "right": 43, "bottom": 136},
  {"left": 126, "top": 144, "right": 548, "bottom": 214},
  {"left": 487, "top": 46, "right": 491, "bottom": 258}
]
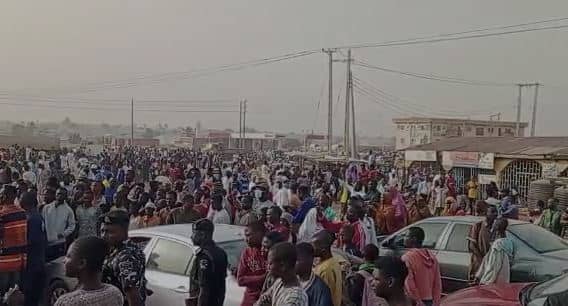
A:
[
  {"left": 187, "top": 218, "right": 228, "bottom": 306},
  {"left": 101, "top": 210, "right": 147, "bottom": 306}
]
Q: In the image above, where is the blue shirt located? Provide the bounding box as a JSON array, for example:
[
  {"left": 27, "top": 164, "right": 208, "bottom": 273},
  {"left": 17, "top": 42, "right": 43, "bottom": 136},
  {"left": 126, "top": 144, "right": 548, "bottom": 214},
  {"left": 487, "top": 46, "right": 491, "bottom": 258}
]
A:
[
  {"left": 292, "top": 197, "right": 315, "bottom": 224},
  {"left": 304, "top": 274, "right": 333, "bottom": 306},
  {"left": 26, "top": 209, "right": 47, "bottom": 272}
]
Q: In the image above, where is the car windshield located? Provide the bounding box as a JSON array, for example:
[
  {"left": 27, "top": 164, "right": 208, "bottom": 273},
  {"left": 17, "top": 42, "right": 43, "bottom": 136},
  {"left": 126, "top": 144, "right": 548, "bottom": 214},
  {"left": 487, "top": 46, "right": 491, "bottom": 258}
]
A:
[
  {"left": 508, "top": 223, "right": 568, "bottom": 253},
  {"left": 520, "top": 273, "right": 568, "bottom": 305},
  {"left": 218, "top": 240, "right": 247, "bottom": 269}
]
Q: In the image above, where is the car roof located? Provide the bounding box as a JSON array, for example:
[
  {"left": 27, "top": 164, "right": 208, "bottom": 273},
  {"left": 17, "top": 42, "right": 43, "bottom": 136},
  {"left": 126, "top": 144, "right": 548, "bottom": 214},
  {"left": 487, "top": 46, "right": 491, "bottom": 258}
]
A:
[
  {"left": 130, "top": 223, "right": 246, "bottom": 244},
  {"left": 420, "top": 216, "right": 529, "bottom": 225}
]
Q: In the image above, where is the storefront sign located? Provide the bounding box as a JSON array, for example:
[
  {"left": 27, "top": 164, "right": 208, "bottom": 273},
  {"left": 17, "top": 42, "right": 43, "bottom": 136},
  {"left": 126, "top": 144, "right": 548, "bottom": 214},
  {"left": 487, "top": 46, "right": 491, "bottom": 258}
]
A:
[
  {"left": 404, "top": 150, "right": 437, "bottom": 162},
  {"left": 542, "top": 162, "right": 558, "bottom": 178},
  {"left": 442, "top": 151, "right": 494, "bottom": 169},
  {"left": 478, "top": 174, "right": 497, "bottom": 184},
  {"left": 478, "top": 153, "right": 495, "bottom": 169}
]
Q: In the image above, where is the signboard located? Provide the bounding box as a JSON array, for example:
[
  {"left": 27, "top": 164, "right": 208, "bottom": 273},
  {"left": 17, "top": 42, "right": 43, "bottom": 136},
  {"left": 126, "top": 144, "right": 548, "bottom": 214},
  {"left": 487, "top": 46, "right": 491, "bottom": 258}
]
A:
[
  {"left": 478, "top": 153, "right": 495, "bottom": 169},
  {"left": 404, "top": 150, "right": 437, "bottom": 162},
  {"left": 542, "top": 162, "right": 558, "bottom": 178},
  {"left": 478, "top": 174, "right": 497, "bottom": 184},
  {"left": 442, "top": 151, "right": 494, "bottom": 170}
]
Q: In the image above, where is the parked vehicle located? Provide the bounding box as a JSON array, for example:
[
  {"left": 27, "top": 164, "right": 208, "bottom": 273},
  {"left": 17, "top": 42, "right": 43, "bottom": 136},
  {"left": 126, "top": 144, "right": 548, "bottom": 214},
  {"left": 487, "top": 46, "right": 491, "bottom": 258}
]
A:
[
  {"left": 441, "top": 272, "right": 568, "bottom": 306},
  {"left": 46, "top": 223, "right": 357, "bottom": 306},
  {"left": 46, "top": 224, "right": 246, "bottom": 306},
  {"left": 379, "top": 216, "right": 568, "bottom": 293}
]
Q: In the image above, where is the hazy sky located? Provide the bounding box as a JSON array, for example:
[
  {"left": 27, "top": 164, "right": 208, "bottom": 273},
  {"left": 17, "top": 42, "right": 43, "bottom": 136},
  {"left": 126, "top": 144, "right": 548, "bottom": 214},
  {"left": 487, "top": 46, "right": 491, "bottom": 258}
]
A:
[{"left": 1, "top": 0, "right": 567, "bottom": 136}]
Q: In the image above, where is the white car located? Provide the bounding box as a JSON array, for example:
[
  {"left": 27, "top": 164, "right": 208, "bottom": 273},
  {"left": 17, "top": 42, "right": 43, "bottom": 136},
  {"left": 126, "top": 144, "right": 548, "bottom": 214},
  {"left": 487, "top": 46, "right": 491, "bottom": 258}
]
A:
[{"left": 46, "top": 224, "right": 246, "bottom": 306}]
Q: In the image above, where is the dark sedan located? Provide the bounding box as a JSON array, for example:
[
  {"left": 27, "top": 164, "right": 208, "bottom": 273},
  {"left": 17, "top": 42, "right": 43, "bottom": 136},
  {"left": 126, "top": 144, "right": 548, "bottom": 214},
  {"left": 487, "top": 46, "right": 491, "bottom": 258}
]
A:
[{"left": 378, "top": 216, "right": 568, "bottom": 293}]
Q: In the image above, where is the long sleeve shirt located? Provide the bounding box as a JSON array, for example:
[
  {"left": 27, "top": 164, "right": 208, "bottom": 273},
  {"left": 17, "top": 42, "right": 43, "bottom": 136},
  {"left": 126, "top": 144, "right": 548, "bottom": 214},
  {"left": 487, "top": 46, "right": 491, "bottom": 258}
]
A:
[
  {"left": 237, "top": 247, "right": 267, "bottom": 306},
  {"left": 42, "top": 202, "right": 76, "bottom": 243},
  {"left": 292, "top": 198, "right": 315, "bottom": 224},
  {"left": 402, "top": 249, "right": 442, "bottom": 306}
]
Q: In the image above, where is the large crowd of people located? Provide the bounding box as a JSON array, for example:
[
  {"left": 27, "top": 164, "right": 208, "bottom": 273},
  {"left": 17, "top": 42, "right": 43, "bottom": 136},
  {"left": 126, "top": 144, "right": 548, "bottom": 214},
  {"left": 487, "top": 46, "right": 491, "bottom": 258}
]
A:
[{"left": 0, "top": 145, "right": 564, "bottom": 306}]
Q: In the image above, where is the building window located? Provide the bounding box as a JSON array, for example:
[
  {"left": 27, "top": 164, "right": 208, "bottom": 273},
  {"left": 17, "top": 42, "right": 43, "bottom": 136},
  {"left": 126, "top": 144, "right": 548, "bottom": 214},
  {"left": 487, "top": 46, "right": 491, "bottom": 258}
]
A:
[
  {"left": 476, "top": 127, "right": 484, "bottom": 136},
  {"left": 498, "top": 128, "right": 502, "bottom": 136},
  {"left": 488, "top": 127, "right": 494, "bottom": 134},
  {"left": 436, "top": 125, "right": 441, "bottom": 131}
]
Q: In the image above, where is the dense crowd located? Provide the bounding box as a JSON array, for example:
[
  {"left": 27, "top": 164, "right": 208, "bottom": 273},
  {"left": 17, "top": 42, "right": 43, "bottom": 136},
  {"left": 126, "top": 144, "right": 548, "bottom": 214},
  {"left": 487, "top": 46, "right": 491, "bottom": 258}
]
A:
[{"left": 0, "top": 145, "right": 565, "bottom": 306}]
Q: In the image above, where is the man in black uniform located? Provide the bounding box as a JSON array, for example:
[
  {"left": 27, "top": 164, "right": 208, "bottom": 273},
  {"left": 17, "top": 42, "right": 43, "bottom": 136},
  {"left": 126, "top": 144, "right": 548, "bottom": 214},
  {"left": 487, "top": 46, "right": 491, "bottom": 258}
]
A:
[{"left": 186, "top": 218, "right": 228, "bottom": 306}]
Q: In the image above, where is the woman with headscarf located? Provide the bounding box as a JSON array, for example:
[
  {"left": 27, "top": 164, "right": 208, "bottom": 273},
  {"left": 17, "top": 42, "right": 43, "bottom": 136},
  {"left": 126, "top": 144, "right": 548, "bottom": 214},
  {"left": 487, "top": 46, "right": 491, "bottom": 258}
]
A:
[
  {"left": 376, "top": 188, "right": 408, "bottom": 235},
  {"left": 443, "top": 197, "right": 466, "bottom": 216},
  {"left": 408, "top": 196, "right": 432, "bottom": 224}
]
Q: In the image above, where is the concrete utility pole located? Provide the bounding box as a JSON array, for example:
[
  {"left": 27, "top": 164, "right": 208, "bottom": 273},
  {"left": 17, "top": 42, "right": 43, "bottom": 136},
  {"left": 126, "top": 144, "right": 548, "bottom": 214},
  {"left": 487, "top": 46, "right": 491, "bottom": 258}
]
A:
[
  {"left": 239, "top": 100, "right": 243, "bottom": 149},
  {"left": 516, "top": 83, "right": 540, "bottom": 137},
  {"left": 322, "top": 48, "right": 337, "bottom": 153},
  {"left": 350, "top": 67, "right": 357, "bottom": 159},
  {"left": 530, "top": 83, "right": 540, "bottom": 137},
  {"left": 130, "top": 97, "right": 134, "bottom": 146},
  {"left": 515, "top": 84, "right": 523, "bottom": 136},
  {"left": 344, "top": 51, "right": 351, "bottom": 156},
  {"left": 243, "top": 99, "right": 247, "bottom": 147}
]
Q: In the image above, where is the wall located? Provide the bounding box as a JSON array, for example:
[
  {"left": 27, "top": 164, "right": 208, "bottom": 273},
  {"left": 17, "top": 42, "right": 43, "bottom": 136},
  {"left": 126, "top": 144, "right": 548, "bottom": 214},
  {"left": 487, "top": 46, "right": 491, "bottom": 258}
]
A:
[
  {"left": 395, "top": 123, "right": 431, "bottom": 150},
  {"left": 395, "top": 120, "right": 526, "bottom": 150}
]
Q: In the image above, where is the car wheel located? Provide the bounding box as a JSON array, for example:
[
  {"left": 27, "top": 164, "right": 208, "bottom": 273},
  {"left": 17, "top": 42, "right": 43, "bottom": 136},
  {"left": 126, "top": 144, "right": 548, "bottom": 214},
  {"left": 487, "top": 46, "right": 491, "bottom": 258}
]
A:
[{"left": 47, "top": 279, "right": 69, "bottom": 306}]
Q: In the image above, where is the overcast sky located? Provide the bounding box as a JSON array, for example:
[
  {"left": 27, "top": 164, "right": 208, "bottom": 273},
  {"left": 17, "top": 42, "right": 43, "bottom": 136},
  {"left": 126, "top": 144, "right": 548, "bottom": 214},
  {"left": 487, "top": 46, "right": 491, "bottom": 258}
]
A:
[{"left": 1, "top": 0, "right": 567, "bottom": 136}]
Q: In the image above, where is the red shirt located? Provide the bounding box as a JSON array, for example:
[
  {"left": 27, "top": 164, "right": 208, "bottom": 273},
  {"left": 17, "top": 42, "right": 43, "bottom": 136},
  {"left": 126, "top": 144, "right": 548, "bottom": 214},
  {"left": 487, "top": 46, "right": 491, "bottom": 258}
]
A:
[
  {"left": 351, "top": 220, "right": 366, "bottom": 252},
  {"left": 194, "top": 202, "right": 209, "bottom": 218},
  {"left": 266, "top": 222, "right": 290, "bottom": 241},
  {"left": 237, "top": 247, "right": 267, "bottom": 306}
]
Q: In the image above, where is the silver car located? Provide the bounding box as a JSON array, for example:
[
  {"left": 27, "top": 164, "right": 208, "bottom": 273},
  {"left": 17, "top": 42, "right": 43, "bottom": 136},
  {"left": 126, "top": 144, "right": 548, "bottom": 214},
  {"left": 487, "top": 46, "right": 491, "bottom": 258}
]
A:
[
  {"left": 379, "top": 216, "right": 568, "bottom": 293},
  {"left": 46, "top": 224, "right": 246, "bottom": 306}
]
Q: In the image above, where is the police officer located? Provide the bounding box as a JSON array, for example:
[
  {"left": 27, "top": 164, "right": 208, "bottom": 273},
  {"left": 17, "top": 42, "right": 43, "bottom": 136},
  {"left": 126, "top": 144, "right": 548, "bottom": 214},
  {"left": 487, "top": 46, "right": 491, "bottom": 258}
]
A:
[
  {"left": 186, "top": 219, "right": 228, "bottom": 306},
  {"left": 101, "top": 210, "right": 147, "bottom": 306}
]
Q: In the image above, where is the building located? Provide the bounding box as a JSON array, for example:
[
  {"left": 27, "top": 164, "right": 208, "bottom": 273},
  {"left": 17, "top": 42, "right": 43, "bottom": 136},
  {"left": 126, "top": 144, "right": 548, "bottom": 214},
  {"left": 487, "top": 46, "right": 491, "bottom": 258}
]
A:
[
  {"left": 229, "top": 132, "right": 285, "bottom": 151},
  {"left": 393, "top": 117, "right": 528, "bottom": 150},
  {"left": 402, "top": 137, "right": 568, "bottom": 205},
  {"left": 111, "top": 138, "right": 160, "bottom": 147},
  {"left": 0, "top": 135, "right": 60, "bottom": 150}
]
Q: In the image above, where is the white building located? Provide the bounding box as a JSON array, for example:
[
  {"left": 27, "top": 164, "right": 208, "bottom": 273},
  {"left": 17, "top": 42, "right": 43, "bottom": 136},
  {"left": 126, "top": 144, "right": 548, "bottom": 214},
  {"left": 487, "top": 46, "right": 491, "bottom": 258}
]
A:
[{"left": 393, "top": 117, "right": 528, "bottom": 150}]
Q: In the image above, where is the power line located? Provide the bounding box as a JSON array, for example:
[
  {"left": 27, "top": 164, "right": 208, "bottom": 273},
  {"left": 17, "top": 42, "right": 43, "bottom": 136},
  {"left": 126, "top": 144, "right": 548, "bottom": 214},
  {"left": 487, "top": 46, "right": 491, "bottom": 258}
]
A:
[
  {"left": 353, "top": 76, "right": 506, "bottom": 118},
  {"left": 336, "top": 23, "right": 568, "bottom": 50},
  {"left": 354, "top": 59, "right": 514, "bottom": 87},
  {"left": 0, "top": 100, "right": 239, "bottom": 112},
  {"left": 1, "top": 51, "right": 319, "bottom": 96}
]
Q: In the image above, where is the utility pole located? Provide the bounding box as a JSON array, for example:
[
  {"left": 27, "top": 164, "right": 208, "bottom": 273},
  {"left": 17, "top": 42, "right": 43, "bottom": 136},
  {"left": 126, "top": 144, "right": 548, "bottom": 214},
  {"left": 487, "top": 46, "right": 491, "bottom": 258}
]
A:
[
  {"left": 350, "top": 66, "right": 357, "bottom": 159},
  {"left": 530, "top": 83, "right": 540, "bottom": 137},
  {"left": 322, "top": 48, "right": 337, "bottom": 153},
  {"left": 515, "top": 84, "right": 523, "bottom": 136},
  {"left": 344, "top": 51, "right": 351, "bottom": 156},
  {"left": 239, "top": 100, "right": 243, "bottom": 149},
  {"left": 130, "top": 97, "right": 134, "bottom": 146},
  {"left": 243, "top": 99, "right": 247, "bottom": 149}
]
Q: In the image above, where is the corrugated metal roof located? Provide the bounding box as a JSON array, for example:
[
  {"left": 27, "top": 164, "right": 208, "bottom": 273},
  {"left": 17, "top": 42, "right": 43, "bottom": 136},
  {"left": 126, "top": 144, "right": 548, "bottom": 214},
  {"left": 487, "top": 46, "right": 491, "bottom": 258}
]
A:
[{"left": 403, "top": 137, "right": 568, "bottom": 156}]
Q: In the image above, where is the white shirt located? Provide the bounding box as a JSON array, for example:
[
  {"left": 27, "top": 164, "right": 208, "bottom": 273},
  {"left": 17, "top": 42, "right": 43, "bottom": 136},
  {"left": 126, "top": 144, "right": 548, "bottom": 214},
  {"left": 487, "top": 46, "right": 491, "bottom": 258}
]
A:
[
  {"left": 208, "top": 208, "right": 231, "bottom": 225},
  {"left": 363, "top": 216, "right": 378, "bottom": 247},
  {"left": 274, "top": 188, "right": 290, "bottom": 208},
  {"left": 42, "top": 202, "right": 76, "bottom": 243},
  {"left": 22, "top": 171, "right": 37, "bottom": 186}
]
